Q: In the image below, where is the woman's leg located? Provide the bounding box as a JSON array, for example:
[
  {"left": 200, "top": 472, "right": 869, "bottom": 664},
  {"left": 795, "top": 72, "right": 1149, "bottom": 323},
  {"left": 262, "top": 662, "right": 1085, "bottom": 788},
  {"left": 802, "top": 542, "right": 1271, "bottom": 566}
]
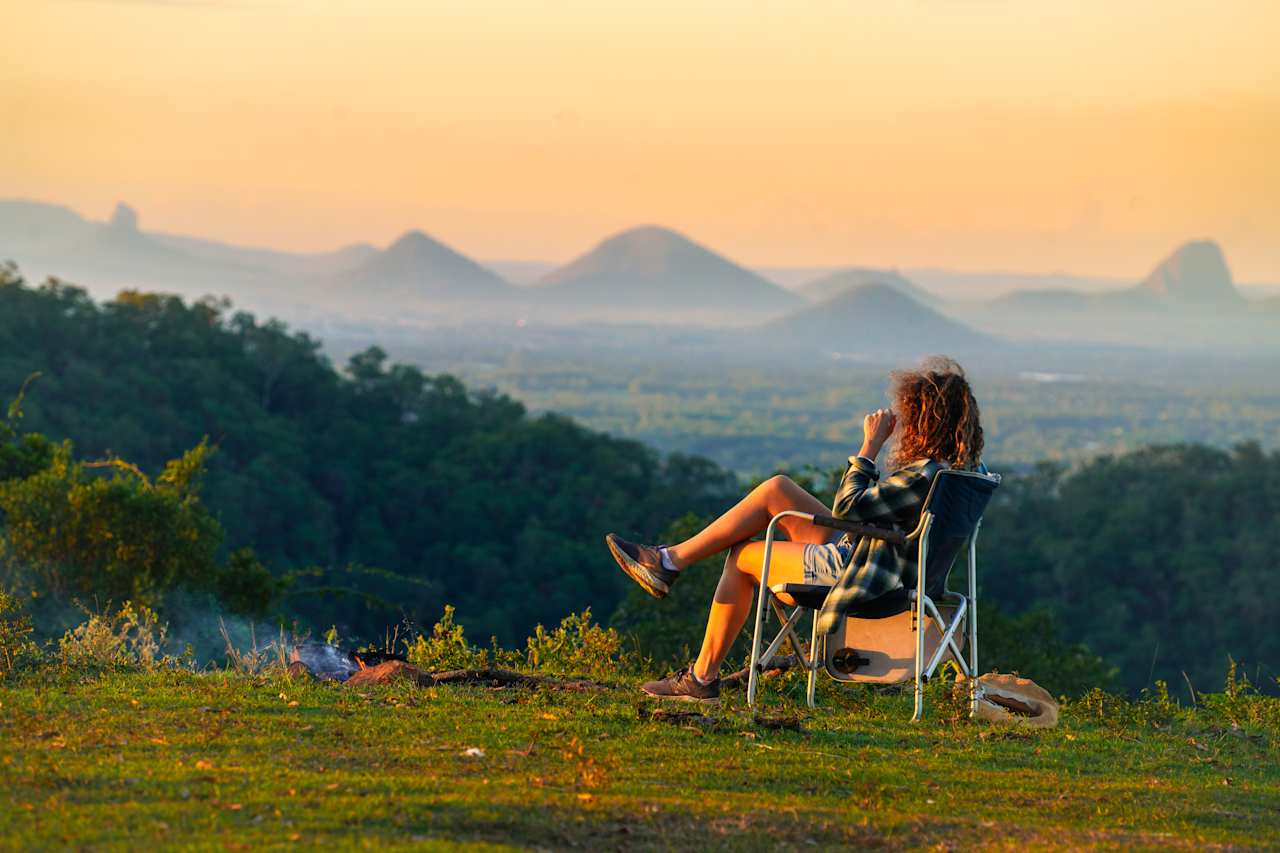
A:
[
  {"left": 667, "top": 475, "right": 831, "bottom": 569},
  {"left": 692, "top": 539, "right": 809, "bottom": 682}
]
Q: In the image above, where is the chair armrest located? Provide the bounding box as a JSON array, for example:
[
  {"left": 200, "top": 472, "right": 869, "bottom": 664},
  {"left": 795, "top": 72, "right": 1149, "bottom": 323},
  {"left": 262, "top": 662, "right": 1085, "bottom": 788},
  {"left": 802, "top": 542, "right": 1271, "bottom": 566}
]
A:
[{"left": 811, "top": 514, "right": 907, "bottom": 545}]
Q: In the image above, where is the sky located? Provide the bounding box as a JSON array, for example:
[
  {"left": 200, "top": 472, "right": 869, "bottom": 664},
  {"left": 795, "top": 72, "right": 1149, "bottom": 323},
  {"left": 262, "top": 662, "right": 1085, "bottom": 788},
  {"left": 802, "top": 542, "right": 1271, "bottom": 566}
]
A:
[{"left": 3, "top": 0, "right": 1278, "bottom": 280}]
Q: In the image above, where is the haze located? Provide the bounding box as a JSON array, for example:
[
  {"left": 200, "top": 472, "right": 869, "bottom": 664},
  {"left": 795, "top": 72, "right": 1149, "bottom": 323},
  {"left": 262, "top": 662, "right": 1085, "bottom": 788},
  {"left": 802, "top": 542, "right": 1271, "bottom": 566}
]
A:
[{"left": 4, "top": 0, "right": 1278, "bottom": 281}]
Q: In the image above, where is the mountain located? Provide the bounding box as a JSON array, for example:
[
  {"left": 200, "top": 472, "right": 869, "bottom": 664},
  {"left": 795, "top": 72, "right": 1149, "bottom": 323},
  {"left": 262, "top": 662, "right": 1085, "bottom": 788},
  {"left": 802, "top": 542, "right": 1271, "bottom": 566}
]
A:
[
  {"left": 987, "top": 286, "right": 1155, "bottom": 314},
  {"left": 1138, "top": 240, "right": 1244, "bottom": 304},
  {"left": 534, "top": 226, "right": 800, "bottom": 319},
  {"left": 0, "top": 199, "right": 96, "bottom": 255},
  {"left": 762, "top": 282, "right": 996, "bottom": 356},
  {"left": 1, "top": 199, "right": 372, "bottom": 279},
  {"left": 333, "top": 230, "right": 513, "bottom": 301},
  {"left": 903, "top": 267, "right": 1129, "bottom": 301},
  {"left": 56, "top": 202, "right": 248, "bottom": 281},
  {"left": 797, "top": 267, "right": 936, "bottom": 305},
  {"left": 484, "top": 259, "right": 559, "bottom": 286},
  {"left": 951, "top": 240, "right": 1278, "bottom": 351},
  {"left": 152, "top": 232, "right": 377, "bottom": 278},
  {"left": 1, "top": 199, "right": 261, "bottom": 290}
]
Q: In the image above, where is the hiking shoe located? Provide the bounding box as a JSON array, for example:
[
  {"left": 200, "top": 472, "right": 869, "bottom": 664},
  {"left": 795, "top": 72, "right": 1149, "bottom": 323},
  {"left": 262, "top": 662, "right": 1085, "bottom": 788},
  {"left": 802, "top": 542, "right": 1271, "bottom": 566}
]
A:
[
  {"left": 640, "top": 666, "right": 720, "bottom": 703},
  {"left": 605, "top": 533, "right": 679, "bottom": 599}
]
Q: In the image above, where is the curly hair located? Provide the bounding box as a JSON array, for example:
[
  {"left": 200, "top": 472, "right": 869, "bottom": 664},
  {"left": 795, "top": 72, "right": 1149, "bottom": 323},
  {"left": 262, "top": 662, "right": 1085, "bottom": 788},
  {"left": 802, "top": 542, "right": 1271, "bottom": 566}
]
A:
[{"left": 888, "top": 356, "right": 984, "bottom": 469}]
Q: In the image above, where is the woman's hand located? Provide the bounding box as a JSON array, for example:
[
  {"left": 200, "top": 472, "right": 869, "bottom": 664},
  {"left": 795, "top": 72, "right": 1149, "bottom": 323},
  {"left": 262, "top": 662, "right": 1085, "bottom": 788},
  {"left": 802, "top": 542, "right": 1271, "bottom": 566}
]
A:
[{"left": 859, "top": 408, "right": 897, "bottom": 460}]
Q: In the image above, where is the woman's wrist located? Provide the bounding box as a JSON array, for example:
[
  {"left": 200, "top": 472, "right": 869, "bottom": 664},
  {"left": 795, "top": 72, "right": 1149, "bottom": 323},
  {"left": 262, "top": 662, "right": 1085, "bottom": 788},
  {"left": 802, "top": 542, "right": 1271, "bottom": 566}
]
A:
[{"left": 857, "top": 442, "right": 881, "bottom": 461}]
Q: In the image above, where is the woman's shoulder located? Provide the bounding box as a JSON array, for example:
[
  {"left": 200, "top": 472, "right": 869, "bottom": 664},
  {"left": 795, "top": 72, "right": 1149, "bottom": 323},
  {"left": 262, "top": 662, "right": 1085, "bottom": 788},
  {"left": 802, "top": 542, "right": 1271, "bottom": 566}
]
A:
[{"left": 893, "top": 457, "right": 946, "bottom": 475}]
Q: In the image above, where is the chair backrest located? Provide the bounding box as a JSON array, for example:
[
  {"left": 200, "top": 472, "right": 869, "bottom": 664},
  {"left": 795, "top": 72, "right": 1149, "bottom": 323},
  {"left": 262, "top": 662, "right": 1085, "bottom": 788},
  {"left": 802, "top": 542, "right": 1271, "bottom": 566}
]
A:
[{"left": 913, "top": 468, "right": 1001, "bottom": 598}]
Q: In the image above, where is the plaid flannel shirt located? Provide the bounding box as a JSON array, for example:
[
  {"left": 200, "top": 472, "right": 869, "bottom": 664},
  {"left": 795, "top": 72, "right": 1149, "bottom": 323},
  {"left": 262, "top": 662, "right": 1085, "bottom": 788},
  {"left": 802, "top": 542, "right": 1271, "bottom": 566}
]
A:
[{"left": 814, "top": 455, "right": 942, "bottom": 635}]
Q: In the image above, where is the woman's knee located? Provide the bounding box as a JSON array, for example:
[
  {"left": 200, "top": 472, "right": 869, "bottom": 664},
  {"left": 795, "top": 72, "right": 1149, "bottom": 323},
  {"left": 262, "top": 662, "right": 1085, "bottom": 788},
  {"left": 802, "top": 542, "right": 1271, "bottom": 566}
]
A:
[
  {"left": 722, "top": 542, "right": 752, "bottom": 577},
  {"left": 758, "top": 474, "right": 797, "bottom": 504},
  {"left": 726, "top": 541, "right": 768, "bottom": 581},
  {"left": 764, "top": 474, "right": 795, "bottom": 492}
]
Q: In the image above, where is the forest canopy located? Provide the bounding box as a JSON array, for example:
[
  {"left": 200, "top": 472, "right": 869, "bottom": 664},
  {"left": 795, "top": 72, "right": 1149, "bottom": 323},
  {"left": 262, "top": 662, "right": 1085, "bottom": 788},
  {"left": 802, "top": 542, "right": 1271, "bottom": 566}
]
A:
[{"left": 0, "top": 267, "right": 737, "bottom": 643}]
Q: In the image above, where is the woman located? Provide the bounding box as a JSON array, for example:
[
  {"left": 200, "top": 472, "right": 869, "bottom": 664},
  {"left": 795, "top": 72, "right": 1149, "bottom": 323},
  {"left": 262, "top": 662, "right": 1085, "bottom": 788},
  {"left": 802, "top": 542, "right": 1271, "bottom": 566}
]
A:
[{"left": 605, "top": 357, "right": 984, "bottom": 702}]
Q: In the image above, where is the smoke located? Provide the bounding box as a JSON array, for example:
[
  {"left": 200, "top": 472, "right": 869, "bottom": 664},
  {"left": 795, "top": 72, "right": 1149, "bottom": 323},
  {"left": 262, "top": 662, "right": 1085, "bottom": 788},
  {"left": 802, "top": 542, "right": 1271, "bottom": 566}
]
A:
[{"left": 290, "top": 642, "right": 358, "bottom": 681}]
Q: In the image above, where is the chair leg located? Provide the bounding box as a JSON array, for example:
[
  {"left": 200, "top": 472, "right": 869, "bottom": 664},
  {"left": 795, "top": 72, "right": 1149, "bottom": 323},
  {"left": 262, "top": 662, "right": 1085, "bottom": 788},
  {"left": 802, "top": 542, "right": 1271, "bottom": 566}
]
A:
[
  {"left": 912, "top": 531, "right": 930, "bottom": 723},
  {"left": 806, "top": 608, "right": 820, "bottom": 709},
  {"left": 968, "top": 528, "right": 981, "bottom": 718},
  {"left": 747, "top": 585, "right": 767, "bottom": 708},
  {"left": 749, "top": 512, "right": 810, "bottom": 708}
]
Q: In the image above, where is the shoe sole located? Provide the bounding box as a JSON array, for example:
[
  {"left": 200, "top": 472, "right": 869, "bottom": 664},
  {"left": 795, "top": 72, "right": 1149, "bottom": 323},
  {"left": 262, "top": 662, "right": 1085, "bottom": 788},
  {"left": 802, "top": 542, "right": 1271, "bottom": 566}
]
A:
[
  {"left": 605, "top": 535, "right": 670, "bottom": 599},
  {"left": 639, "top": 687, "right": 720, "bottom": 703}
]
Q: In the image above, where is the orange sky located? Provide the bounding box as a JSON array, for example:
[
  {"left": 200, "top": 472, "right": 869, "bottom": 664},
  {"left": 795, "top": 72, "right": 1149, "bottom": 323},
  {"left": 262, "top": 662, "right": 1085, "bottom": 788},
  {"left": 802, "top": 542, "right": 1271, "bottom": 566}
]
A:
[{"left": 4, "top": 0, "right": 1278, "bottom": 280}]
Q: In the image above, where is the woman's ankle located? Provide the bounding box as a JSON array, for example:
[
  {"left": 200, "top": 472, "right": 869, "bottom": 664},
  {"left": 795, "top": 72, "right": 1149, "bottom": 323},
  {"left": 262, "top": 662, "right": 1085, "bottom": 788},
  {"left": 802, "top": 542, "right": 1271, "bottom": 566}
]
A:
[
  {"left": 692, "top": 660, "right": 719, "bottom": 684},
  {"left": 665, "top": 545, "right": 692, "bottom": 571}
]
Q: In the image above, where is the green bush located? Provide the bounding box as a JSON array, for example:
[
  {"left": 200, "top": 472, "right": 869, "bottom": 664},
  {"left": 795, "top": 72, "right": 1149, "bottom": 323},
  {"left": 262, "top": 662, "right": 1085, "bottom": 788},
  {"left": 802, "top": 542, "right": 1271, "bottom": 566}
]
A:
[
  {"left": 525, "top": 608, "right": 626, "bottom": 678},
  {"left": 1, "top": 393, "right": 277, "bottom": 619},
  {"left": 0, "top": 589, "right": 40, "bottom": 678},
  {"left": 1198, "top": 658, "right": 1280, "bottom": 731},
  {"left": 0, "top": 440, "right": 222, "bottom": 608},
  {"left": 404, "top": 605, "right": 490, "bottom": 672},
  {"left": 1067, "top": 664, "right": 1280, "bottom": 733}
]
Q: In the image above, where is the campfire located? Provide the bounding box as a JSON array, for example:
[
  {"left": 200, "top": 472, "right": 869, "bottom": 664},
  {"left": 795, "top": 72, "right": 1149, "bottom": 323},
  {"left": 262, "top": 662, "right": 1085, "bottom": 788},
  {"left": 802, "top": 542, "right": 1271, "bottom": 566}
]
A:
[
  {"left": 285, "top": 641, "right": 607, "bottom": 692},
  {"left": 289, "top": 642, "right": 406, "bottom": 682}
]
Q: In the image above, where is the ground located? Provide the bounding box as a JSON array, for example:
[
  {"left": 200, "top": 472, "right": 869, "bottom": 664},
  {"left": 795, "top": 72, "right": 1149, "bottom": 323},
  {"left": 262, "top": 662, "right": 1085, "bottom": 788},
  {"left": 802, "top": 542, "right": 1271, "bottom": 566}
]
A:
[{"left": 1, "top": 670, "right": 1277, "bottom": 850}]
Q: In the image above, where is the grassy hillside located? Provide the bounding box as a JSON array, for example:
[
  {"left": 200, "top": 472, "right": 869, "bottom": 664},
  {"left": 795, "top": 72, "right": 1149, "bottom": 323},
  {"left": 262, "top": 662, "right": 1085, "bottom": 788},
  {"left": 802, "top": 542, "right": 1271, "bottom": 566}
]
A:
[{"left": 2, "top": 668, "right": 1277, "bottom": 850}]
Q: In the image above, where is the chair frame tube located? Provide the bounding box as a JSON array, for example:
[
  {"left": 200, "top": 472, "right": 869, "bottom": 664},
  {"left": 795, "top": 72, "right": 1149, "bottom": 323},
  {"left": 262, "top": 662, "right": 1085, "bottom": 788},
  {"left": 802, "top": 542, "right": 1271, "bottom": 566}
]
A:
[
  {"left": 747, "top": 510, "right": 814, "bottom": 707},
  {"left": 912, "top": 514, "right": 933, "bottom": 721},
  {"left": 968, "top": 521, "right": 981, "bottom": 718}
]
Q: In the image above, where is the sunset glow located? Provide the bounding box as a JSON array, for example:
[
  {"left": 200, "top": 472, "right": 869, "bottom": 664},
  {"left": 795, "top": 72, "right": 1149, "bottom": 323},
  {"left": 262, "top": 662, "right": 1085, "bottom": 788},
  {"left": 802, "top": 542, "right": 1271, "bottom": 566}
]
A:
[{"left": 5, "top": 0, "right": 1278, "bottom": 279}]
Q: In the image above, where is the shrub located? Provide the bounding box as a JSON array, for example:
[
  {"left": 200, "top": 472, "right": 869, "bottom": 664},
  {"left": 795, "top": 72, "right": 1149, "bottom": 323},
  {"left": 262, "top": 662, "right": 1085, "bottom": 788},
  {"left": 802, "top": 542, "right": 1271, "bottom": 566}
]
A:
[
  {"left": 57, "top": 601, "right": 173, "bottom": 672},
  {"left": 219, "top": 617, "right": 290, "bottom": 676},
  {"left": 404, "top": 605, "right": 490, "bottom": 671},
  {"left": 1199, "top": 658, "right": 1280, "bottom": 731},
  {"left": 0, "top": 589, "right": 40, "bottom": 678},
  {"left": 525, "top": 609, "right": 625, "bottom": 679},
  {"left": 0, "top": 440, "right": 222, "bottom": 608}
]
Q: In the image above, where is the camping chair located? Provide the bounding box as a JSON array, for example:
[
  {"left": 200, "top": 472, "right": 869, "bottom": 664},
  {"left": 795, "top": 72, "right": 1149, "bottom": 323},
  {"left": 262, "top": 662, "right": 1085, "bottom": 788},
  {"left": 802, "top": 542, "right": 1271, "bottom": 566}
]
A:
[{"left": 746, "top": 468, "right": 1000, "bottom": 720}]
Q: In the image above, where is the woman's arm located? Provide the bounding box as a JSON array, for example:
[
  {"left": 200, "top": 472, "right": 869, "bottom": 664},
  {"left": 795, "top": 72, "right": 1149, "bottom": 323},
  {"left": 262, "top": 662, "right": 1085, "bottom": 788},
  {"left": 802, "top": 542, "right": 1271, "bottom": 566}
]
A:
[
  {"left": 857, "top": 408, "right": 896, "bottom": 462},
  {"left": 832, "top": 408, "right": 930, "bottom": 524},
  {"left": 831, "top": 458, "right": 930, "bottom": 524}
]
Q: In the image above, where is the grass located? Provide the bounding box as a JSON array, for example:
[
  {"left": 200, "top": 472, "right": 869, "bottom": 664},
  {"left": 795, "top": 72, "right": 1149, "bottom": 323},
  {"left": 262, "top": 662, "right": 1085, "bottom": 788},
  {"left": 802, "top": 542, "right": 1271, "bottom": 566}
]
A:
[{"left": 1, "top": 668, "right": 1277, "bottom": 850}]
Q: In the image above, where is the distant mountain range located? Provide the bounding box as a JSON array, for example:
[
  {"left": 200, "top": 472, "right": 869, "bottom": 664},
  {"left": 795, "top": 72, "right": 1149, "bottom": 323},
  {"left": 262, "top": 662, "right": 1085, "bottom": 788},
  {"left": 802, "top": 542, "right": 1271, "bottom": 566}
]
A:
[
  {"left": 990, "top": 241, "right": 1246, "bottom": 314},
  {"left": 763, "top": 282, "right": 994, "bottom": 357},
  {"left": 333, "top": 230, "right": 513, "bottom": 301},
  {"left": 0, "top": 197, "right": 1274, "bottom": 352},
  {"left": 795, "top": 267, "right": 936, "bottom": 305},
  {"left": 531, "top": 225, "right": 800, "bottom": 319}
]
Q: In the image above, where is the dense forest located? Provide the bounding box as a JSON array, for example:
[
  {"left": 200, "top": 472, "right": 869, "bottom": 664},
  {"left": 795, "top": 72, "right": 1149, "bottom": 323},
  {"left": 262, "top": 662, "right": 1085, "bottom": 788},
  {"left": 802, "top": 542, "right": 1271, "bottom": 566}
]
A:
[
  {"left": 0, "top": 267, "right": 737, "bottom": 644},
  {"left": 1, "top": 267, "right": 1274, "bottom": 693},
  {"left": 980, "top": 445, "right": 1280, "bottom": 694}
]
